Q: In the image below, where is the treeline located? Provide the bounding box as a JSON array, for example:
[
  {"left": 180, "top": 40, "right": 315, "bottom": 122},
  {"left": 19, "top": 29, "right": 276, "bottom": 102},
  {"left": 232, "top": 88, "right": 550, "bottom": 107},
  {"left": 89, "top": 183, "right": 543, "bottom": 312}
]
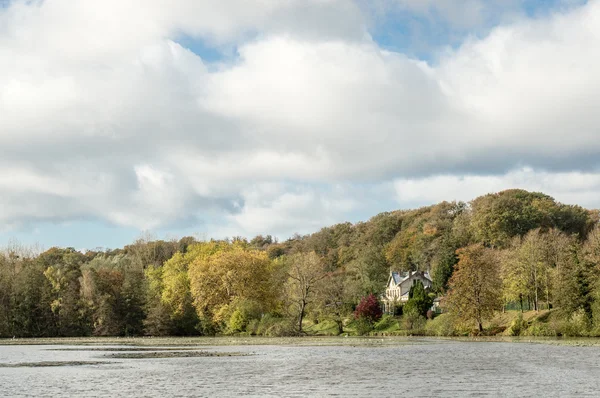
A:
[{"left": 1, "top": 189, "right": 599, "bottom": 338}]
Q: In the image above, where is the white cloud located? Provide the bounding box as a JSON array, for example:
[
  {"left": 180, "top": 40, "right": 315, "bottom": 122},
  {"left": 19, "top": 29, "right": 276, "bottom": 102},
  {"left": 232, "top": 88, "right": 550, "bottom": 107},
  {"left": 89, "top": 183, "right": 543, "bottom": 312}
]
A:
[
  {"left": 1, "top": 0, "right": 600, "bottom": 241},
  {"left": 215, "top": 183, "right": 360, "bottom": 238},
  {"left": 395, "top": 168, "right": 600, "bottom": 209}
]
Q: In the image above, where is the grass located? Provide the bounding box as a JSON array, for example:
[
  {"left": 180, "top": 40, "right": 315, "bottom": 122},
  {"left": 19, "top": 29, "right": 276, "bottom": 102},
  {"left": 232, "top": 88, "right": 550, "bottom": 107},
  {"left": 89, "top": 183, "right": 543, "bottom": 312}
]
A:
[
  {"left": 304, "top": 320, "right": 341, "bottom": 336},
  {"left": 3, "top": 310, "right": 600, "bottom": 346},
  {"left": 2, "top": 334, "right": 600, "bottom": 348}
]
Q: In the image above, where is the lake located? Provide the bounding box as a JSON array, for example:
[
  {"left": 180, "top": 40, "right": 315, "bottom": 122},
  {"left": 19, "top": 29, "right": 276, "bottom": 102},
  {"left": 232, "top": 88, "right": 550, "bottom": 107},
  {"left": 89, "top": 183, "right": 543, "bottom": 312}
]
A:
[{"left": 1, "top": 337, "right": 599, "bottom": 397}]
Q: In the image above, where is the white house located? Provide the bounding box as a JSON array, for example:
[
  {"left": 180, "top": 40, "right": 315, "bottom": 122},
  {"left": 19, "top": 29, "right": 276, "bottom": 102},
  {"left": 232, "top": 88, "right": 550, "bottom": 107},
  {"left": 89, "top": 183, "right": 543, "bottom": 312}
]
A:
[{"left": 381, "top": 270, "right": 433, "bottom": 314}]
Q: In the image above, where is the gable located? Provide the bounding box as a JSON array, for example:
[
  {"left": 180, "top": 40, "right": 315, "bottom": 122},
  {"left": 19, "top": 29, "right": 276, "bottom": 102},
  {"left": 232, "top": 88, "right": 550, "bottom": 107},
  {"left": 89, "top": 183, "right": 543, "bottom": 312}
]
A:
[{"left": 400, "top": 273, "right": 432, "bottom": 288}]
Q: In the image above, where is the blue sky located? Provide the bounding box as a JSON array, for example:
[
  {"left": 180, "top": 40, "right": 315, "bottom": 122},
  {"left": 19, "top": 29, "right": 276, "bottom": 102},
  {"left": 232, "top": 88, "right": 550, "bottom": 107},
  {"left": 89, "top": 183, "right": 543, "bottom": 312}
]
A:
[{"left": 1, "top": 0, "right": 600, "bottom": 250}]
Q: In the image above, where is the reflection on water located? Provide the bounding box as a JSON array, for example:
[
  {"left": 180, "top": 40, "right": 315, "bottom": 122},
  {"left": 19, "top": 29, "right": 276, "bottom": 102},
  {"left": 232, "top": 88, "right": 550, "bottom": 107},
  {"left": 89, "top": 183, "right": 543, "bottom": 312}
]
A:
[{"left": 1, "top": 339, "right": 600, "bottom": 397}]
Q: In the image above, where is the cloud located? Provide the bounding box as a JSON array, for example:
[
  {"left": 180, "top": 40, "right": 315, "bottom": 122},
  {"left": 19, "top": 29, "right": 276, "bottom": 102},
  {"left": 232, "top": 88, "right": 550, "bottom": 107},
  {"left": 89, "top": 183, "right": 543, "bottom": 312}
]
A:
[
  {"left": 1, "top": 0, "right": 600, "bottom": 241},
  {"left": 394, "top": 167, "right": 600, "bottom": 209},
  {"left": 214, "top": 183, "right": 359, "bottom": 238}
]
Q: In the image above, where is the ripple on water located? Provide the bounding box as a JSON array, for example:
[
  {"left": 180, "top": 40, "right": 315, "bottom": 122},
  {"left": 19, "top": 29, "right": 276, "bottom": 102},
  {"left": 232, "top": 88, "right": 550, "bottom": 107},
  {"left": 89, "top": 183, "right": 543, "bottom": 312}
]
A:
[{"left": 0, "top": 341, "right": 600, "bottom": 397}]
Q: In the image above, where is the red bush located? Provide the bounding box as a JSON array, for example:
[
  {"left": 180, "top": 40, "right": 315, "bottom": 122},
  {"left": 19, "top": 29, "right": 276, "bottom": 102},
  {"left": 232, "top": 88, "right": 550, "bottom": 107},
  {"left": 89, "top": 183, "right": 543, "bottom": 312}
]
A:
[{"left": 354, "top": 294, "right": 382, "bottom": 323}]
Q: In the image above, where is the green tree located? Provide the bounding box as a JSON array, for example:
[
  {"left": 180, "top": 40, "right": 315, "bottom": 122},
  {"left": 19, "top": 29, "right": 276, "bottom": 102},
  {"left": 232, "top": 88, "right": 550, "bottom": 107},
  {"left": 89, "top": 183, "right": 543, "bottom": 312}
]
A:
[
  {"left": 41, "top": 248, "right": 91, "bottom": 336},
  {"left": 405, "top": 280, "right": 433, "bottom": 317}
]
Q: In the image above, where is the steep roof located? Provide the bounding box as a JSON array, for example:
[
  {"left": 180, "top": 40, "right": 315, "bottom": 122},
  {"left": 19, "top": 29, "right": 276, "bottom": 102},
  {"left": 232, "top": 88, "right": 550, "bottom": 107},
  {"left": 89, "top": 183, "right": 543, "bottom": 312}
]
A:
[{"left": 389, "top": 270, "right": 432, "bottom": 287}]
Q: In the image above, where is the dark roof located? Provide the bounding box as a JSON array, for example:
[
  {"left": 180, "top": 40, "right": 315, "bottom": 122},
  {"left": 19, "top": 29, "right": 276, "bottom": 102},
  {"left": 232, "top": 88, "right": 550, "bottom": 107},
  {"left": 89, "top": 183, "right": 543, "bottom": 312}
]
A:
[{"left": 389, "top": 270, "right": 433, "bottom": 286}]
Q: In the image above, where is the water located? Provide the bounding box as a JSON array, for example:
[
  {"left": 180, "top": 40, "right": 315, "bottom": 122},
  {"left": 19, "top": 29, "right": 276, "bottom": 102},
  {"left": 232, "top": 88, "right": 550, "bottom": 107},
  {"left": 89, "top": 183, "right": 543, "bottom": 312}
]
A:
[{"left": 1, "top": 339, "right": 599, "bottom": 397}]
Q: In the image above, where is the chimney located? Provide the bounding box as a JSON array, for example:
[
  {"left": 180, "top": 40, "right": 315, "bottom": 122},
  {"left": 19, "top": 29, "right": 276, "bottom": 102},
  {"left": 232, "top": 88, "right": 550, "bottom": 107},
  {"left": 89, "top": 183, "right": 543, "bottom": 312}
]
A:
[{"left": 408, "top": 270, "right": 412, "bottom": 278}]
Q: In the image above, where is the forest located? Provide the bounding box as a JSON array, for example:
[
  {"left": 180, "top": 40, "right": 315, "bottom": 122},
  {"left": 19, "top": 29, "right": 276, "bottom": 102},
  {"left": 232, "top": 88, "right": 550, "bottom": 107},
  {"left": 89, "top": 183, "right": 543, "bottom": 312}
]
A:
[{"left": 1, "top": 189, "right": 600, "bottom": 338}]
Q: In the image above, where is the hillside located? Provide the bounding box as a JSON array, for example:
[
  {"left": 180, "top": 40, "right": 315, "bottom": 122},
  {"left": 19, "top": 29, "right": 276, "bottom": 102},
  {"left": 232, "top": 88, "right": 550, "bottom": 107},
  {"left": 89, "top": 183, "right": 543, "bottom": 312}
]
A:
[{"left": 1, "top": 189, "right": 599, "bottom": 338}]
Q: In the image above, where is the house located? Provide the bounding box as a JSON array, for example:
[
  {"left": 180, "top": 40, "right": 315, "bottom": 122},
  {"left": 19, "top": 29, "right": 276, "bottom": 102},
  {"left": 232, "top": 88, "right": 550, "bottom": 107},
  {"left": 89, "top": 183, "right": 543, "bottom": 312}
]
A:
[{"left": 381, "top": 270, "right": 433, "bottom": 314}]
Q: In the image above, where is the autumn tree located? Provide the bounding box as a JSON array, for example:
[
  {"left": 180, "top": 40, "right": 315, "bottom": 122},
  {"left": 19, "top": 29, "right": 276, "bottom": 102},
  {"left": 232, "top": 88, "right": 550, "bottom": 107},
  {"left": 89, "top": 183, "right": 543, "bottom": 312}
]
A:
[
  {"left": 188, "top": 242, "right": 274, "bottom": 332},
  {"left": 284, "top": 252, "right": 327, "bottom": 334},
  {"left": 315, "top": 270, "right": 350, "bottom": 334},
  {"left": 161, "top": 249, "right": 200, "bottom": 335},
  {"left": 41, "top": 248, "right": 91, "bottom": 336},
  {"left": 445, "top": 244, "right": 502, "bottom": 333}
]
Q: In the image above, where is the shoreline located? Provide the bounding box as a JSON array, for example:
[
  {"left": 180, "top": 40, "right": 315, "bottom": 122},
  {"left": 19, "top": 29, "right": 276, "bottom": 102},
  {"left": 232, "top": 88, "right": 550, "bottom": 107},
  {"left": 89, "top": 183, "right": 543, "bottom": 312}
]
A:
[{"left": 2, "top": 335, "right": 600, "bottom": 347}]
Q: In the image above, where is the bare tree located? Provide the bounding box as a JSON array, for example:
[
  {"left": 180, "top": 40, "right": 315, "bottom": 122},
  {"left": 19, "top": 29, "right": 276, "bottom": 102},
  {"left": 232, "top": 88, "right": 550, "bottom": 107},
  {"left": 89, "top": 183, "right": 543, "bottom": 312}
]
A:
[{"left": 284, "top": 252, "right": 326, "bottom": 334}]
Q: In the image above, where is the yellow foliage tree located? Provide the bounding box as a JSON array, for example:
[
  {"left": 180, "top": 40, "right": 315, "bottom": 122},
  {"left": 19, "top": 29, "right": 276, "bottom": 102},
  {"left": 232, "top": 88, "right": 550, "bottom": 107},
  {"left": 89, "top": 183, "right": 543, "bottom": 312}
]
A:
[
  {"left": 188, "top": 242, "right": 274, "bottom": 327},
  {"left": 445, "top": 244, "right": 502, "bottom": 333}
]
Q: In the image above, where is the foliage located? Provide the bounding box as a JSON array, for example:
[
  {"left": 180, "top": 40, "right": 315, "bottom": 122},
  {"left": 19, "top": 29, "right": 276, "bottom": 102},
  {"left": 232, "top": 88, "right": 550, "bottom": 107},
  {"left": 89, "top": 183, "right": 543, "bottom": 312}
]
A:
[
  {"left": 406, "top": 280, "right": 434, "bottom": 317},
  {"left": 0, "top": 189, "right": 599, "bottom": 338},
  {"left": 283, "top": 252, "right": 327, "bottom": 334},
  {"left": 354, "top": 294, "right": 382, "bottom": 323},
  {"left": 507, "top": 312, "right": 527, "bottom": 336},
  {"left": 373, "top": 314, "right": 398, "bottom": 332},
  {"left": 445, "top": 244, "right": 503, "bottom": 332},
  {"left": 424, "top": 313, "right": 458, "bottom": 336},
  {"left": 188, "top": 242, "right": 274, "bottom": 330}
]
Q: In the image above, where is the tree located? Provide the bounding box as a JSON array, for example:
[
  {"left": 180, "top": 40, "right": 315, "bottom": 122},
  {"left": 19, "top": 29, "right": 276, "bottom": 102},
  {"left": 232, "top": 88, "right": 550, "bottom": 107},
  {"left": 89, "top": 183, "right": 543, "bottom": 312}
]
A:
[
  {"left": 41, "top": 248, "right": 91, "bottom": 336},
  {"left": 143, "top": 265, "right": 173, "bottom": 336},
  {"left": 471, "top": 190, "right": 554, "bottom": 248},
  {"left": 315, "top": 270, "right": 350, "bottom": 335},
  {"left": 284, "top": 252, "right": 326, "bottom": 334},
  {"left": 405, "top": 280, "right": 434, "bottom": 317},
  {"left": 430, "top": 233, "right": 459, "bottom": 293},
  {"left": 161, "top": 250, "right": 199, "bottom": 335},
  {"left": 354, "top": 294, "right": 382, "bottom": 323},
  {"left": 445, "top": 244, "right": 502, "bottom": 333},
  {"left": 188, "top": 242, "right": 274, "bottom": 331}
]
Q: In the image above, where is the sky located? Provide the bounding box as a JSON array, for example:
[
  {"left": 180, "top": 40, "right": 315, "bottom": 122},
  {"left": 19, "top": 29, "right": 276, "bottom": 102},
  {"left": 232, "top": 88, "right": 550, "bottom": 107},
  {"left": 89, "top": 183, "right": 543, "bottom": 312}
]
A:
[{"left": 1, "top": 0, "right": 600, "bottom": 250}]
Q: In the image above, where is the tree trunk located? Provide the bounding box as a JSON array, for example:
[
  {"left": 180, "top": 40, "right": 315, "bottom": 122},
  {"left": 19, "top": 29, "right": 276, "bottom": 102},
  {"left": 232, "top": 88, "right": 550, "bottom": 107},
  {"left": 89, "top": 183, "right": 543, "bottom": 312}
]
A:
[
  {"left": 519, "top": 294, "right": 524, "bottom": 313},
  {"left": 533, "top": 267, "right": 539, "bottom": 312},
  {"left": 297, "top": 301, "right": 306, "bottom": 334}
]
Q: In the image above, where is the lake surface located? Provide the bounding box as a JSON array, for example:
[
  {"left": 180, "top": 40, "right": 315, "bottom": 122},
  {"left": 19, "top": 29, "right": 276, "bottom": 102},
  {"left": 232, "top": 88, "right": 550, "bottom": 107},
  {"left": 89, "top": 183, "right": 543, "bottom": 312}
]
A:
[{"left": 1, "top": 338, "right": 599, "bottom": 397}]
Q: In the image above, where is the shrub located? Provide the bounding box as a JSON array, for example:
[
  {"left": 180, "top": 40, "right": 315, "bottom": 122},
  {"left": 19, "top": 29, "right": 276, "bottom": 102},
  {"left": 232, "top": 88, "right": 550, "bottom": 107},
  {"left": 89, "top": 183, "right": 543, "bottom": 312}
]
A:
[
  {"left": 554, "top": 310, "right": 592, "bottom": 337},
  {"left": 255, "top": 314, "right": 296, "bottom": 336},
  {"left": 355, "top": 317, "right": 374, "bottom": 336},
  {"left": 246, "top": 319, "right": 260, "bottom": 335},
  {"left": 523, "top": 320, "right": 555, "bottom": 337},
  {"left": 354, "top": 294, "right": 382, "bottom": 323},
  {"left": 424, "top": 313, "right": 459, "bottom": 336},
  {"left": 403, "top": 305, "right": 426, "bottom": 331},
  {"left": 507, "top": 312, "right": 527, "bottom": 336},
  {"left": 228, "top": 309, "right": 247, "bottom": 333}
]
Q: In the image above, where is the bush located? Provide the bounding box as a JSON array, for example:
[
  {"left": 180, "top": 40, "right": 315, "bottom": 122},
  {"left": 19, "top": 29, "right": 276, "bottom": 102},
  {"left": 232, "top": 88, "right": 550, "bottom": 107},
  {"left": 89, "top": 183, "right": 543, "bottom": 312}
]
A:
[
  {"left": 354, "top": 294, "right": 382, "bottom": 323},
  {"left": 523, "top": 320, "right": 555, "bottom": 337},
  {"left": 246, "top": 319, "right": 260, "bottom": 335},
  {"left": 403, "top": 309, "right": 426, "bottom": 331},
  {"left": 507, "top": 312, "right": 527, "bottom": 336},
  {"left": 355, "top": 317, "right": 374, "bottom": 336},
  {"left": 255, "top": 314, "right": 296, "bottom": 336},
  {"left": 424, "top": 313, "right": 459, "bottom": 336},
  {"left": 228, "top": 309, "right": 247, "bottom": 333},
  {"left": 224, "top": 299, "right": 263, "bottom": 334},
  {"left": 554, "top": 310, "right": 592, "bottom": 337}
]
